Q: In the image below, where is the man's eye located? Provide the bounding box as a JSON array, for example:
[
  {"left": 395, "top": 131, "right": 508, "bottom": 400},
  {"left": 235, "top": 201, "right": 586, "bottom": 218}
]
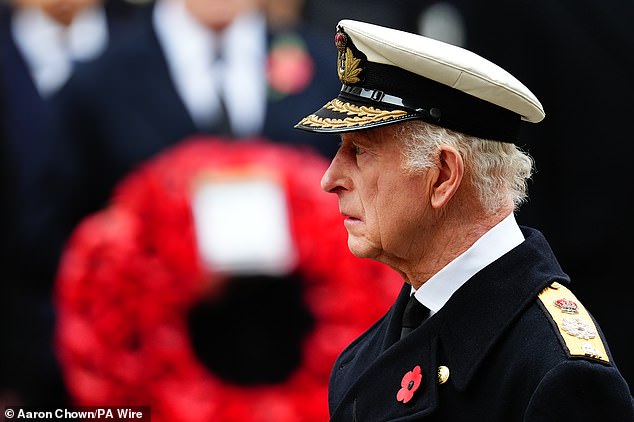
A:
[{"left": 353, "top": 145, "right": 365, "bottom": 155}]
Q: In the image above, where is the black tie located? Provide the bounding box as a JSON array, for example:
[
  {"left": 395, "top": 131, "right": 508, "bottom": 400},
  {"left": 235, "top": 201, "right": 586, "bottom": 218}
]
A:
[
  {"left": 400, "top": 294, "right": 430, "bottom": 339},
  {"left": 209, "top": 41, "right": 233, "bottom": 136}
]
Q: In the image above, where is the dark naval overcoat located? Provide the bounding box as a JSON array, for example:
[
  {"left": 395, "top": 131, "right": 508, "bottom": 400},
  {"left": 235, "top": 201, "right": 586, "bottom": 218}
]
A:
[{"left": 329, "top": 227, "right": 634, "bottom": 421}]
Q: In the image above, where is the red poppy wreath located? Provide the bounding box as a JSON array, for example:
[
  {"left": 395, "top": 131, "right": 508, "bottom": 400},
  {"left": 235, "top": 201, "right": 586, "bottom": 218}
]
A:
[{"left": 54, "top": 137, "right": 402, "bottom": 422}]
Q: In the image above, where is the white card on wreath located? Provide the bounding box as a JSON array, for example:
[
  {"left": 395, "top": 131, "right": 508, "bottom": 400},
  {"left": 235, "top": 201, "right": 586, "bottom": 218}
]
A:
[{"left": 192, "top": 173, "right": 296, "bottom": 276}]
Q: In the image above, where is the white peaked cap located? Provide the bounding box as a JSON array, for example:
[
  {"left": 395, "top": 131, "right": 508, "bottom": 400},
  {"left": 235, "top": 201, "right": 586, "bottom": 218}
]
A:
[{"left": 296, "top": 19, "right": 545, "bottom": 143}]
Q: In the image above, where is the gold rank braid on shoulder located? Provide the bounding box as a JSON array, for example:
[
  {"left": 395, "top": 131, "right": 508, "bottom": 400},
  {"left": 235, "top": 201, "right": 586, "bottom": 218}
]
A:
[
  {"left": 297, "top": 99, "right": 409, "bottom": 129},
  {"left": 538, "top": 282, "right": 609, "bottom": 363}
]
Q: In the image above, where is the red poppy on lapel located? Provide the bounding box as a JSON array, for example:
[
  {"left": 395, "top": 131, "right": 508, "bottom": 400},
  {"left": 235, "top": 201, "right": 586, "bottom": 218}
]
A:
[
  {"left": 266, "top": 33, "right": 314, "bottom": 99},
  {"left": 396, "top": 365, "right": 423, "bottom": 403}
]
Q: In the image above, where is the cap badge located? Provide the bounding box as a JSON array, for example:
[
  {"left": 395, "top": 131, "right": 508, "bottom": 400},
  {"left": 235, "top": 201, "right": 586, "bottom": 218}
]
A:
[
  {"left": 554, "top": 298, "right": 579, "bottom": 314},
  {"left": 335, "top": 27, "right": 365, "bottom": 85},
  {"left": 396, "top": 365, "right": 423, "bottom": 404}
]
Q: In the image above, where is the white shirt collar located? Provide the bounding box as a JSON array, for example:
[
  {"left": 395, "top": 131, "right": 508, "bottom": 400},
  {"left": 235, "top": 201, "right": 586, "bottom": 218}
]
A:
[
  {"left": 413, "top": 212, "right": 525, "bottom": 314},
  {"left": 11, "top": 5, "right": 108, "bottom": 97}
]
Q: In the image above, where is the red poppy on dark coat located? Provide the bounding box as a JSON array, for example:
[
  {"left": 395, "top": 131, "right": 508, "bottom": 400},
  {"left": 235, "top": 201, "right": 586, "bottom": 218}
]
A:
[{"left": 397, "top": 365, "right": 423, "bottom": 404}]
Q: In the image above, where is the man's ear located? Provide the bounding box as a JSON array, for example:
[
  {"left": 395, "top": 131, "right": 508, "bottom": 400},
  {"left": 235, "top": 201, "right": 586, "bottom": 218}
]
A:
[{"left": 430, "top": 146, "right": 464, "bottom": 209}]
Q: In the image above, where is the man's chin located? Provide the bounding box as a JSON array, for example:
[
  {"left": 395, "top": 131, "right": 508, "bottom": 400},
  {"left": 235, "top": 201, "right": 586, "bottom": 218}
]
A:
[{"left": 347, "top": 238, "right": 379, "bottom": 260}]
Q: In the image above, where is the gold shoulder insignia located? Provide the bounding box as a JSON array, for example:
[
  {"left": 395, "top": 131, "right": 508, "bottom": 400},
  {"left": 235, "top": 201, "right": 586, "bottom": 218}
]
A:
[{"left": 538, "top": 282, "right": 609, "bottom": 363}]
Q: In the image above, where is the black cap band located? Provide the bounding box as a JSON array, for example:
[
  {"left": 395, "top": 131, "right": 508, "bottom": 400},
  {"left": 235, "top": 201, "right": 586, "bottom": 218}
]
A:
[{"left": 339, "top": 62, "right": 522, "bottom": 142}]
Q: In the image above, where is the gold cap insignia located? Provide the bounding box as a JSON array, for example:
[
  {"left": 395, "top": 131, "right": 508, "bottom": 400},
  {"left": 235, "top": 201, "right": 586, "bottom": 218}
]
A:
[{"left": 335, "top": 27, "right": 365, "bottom": 85}]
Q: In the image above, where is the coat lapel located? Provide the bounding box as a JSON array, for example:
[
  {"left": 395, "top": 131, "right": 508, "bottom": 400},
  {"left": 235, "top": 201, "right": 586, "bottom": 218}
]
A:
[
  {"left": 330, "top": 284, "right": 442, "bottom": 420},
  {"left": 125, "top": 12, "right": 197, "bottom": 140}
]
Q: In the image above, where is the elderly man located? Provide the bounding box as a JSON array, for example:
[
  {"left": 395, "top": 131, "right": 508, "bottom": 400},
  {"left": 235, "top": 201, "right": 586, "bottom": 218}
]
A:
[{"left": 295, "top": 19, "right": 633, "bottom": 421}]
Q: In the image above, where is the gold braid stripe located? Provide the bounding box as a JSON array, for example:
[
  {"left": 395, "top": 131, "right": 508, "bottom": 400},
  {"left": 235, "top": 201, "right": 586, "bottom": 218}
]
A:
[{"left": 298, "top": 99, "right": 409, "bottom": 129}]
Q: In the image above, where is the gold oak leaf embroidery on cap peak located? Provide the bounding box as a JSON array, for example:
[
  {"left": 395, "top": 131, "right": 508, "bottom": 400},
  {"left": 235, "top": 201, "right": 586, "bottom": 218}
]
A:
[{"left": 297, "top": 99, "right": 409, "bottom": 129}]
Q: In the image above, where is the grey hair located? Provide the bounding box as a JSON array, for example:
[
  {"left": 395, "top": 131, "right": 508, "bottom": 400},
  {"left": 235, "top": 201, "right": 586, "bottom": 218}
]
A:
[{"left": 395, "top": 121, "right": 534, "bottom": 213}]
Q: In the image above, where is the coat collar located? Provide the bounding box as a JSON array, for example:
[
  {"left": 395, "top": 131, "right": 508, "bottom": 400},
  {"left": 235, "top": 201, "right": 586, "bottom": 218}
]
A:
[{"left": 436, "top": 226, "right": 569, "bottom": 390}]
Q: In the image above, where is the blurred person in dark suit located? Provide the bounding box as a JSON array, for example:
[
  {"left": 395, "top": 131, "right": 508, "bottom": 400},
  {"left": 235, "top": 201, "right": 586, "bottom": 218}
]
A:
[
  {"left": 0, "top": 0, "right": 142, "bottom": 406},
  {"left": 48, "top": 0, "right": 340, "bottom": 242},
  {"left": 37, "top": 0, "right": 341, "bottom": 401},
  {"left": 38, "top": 0, "right": 339, "bottom": 390}
]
